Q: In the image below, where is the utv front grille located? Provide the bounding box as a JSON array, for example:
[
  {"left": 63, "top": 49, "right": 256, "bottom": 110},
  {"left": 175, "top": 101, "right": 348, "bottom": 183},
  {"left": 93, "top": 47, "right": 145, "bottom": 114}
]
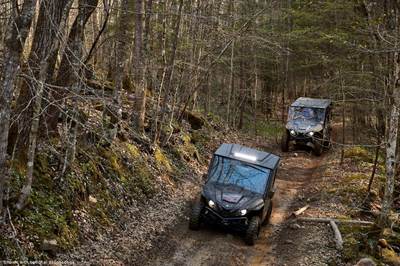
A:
[
  {"left": 215, "top": 205, "right": 238, "bottom": 218},
  {"left": 203, "top": 207, "right": 248, "bottom": 229}
]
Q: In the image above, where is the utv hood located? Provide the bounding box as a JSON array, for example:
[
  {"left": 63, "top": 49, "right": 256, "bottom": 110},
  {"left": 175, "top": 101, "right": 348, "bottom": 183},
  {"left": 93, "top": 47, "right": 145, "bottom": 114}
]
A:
[
  {"left": 286, "top": 119, "right": 323, "bottom": 133},
  {"left": 202, "top": 183, "right": 264, "bottom": 212}
]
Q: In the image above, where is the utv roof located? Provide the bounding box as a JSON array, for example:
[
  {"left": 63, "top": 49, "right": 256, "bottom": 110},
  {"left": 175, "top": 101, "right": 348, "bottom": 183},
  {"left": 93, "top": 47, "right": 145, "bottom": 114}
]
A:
[
  {"left": 214, "top": 143, "right": 280, "bottom": 170},
  {"left": 291, "top": 97, "right": 332, "bottom": 109}
]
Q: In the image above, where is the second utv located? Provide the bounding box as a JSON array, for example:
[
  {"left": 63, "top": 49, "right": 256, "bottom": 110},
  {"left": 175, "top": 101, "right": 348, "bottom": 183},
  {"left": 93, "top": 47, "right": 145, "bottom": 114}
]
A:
[{"left": 281, "top": 97, "right": 332, "bottom": 156}]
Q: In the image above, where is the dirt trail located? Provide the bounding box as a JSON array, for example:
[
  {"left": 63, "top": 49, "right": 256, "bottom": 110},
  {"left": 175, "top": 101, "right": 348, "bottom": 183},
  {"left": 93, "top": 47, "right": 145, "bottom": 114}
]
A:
[{"left": 143, "top": 151, "right": 338, "bottom": 266}]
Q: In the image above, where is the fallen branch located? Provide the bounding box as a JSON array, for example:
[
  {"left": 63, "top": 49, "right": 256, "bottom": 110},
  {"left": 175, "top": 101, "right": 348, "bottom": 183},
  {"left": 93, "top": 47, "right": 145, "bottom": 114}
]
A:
[
  {"left": 292, "top": 205, "right": 309, "bottom": 217},
  {"left": 330, "top": 220, "right": 343, "bottom": 250},
  {"left": 297, "top": 217, "right": 374, "bottom": 225}
]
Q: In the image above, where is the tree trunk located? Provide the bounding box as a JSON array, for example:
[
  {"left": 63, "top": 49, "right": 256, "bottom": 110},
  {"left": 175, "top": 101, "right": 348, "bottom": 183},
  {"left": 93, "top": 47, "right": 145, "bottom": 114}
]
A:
[
  {"left": 9, "top": 0, "right": 73, "bottom": 162},
  {"left": 16, "top": 0, "right": 98, "bottom": 209},
  {"left": 154, "top": 0, "right": 183, "bottom": 144},
  {"left": 379, "top": 0, "right": 400, "bottom": 227},
  {"left": 134, "top": 0, "right": 146, "bottom": 133},
  {"left": 0, "top": 0, "right": 37, "bottom": 218},
  {"left": 379, "top": 52, "right": 400, "bottom": 227},
  {"left": 109, "top": 0, "right": 133, "bottom": 139},
  {"left": 16, "top": 63, "right": 48, "bottom": 210},
  {"left": 227, "top": 41, "right": 234, "bottom": 125},
  {"left": 45, "top": 0, "right": 99, "bottom": 134},
  {"left": 340, "top": 75, "right": 346, "bottom": 165}
]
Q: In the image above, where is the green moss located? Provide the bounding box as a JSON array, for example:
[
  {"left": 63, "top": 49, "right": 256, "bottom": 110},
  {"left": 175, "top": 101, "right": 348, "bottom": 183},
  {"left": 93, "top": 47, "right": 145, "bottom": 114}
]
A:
[
  {"left": 381, "top": 248, "right": 400, "bottom": 265},
  {"left": 191, "top": 130, "right": 211, "bottom": 145},
  {"left": 343, "top": 173, "right": 368, "bottom": 183},
  {"left": 182, "top": 133, "right": 192, "bottom": 146},
  {"left": 125, "top": 143, "right": 140, "bottom": 158},
  {"left": 82, "top": 160, "right": 102, "bottom": 180},
  {"left": 344, "top": 146, "right": 372, "bottom": 163},
  {"left": 343, "top": 236, "right": 360, "bottom": 261},
  {"left": 133, "top": 161, "right": 156, "bottom": 196},
  {"left": 0, "top": 235, "right": 22, "bottom": 260},
  {"left": 100, "top": 148, "right": 128, "bottom": 181},
  {"left": 16, "top": 190, "right": 78, "bottom": 251},
  {"left": 154, "top": 147, "right": 173, "bottom": 173}
]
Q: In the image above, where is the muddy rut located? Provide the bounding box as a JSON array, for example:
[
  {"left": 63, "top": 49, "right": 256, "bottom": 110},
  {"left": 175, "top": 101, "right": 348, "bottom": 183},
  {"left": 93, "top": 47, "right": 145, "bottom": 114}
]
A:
[{"left": 142, "top": 151, "right": 333, "bottom": 266}]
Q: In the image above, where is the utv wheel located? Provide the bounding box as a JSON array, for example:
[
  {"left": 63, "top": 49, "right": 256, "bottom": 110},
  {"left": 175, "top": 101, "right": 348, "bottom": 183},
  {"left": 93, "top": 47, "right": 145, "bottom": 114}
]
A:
[
  {"left": 324, "top": 140, "right": 332, "bottom": 150},
  {"left": 314, "top": 141, "right": 322, "bottom": 156},
  {"left": 263, "top": 202, "right": 273, "bottom": 225},
  {"left": 245, "top": 216, "right": 260, "bottom": 246},
  {"left": 189, "top": 200, "right": 204, "bottom": 230},
  {"left": 281, "top": 130, "right": 290, "bottom": 152}
]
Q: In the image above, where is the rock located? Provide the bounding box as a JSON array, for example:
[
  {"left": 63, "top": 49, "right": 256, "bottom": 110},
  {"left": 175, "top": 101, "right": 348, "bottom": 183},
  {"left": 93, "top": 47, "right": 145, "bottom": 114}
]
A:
[
  {"left": 354, "top": 258, "right": 376, "bottom": 266},
  {"left": 289, "top": 223, "right": 301, "bottom": 230},
  {"left": 41, "top": 239, "right": 59, "bottom": 253},
  {"left": 378, "top": 238, "right": 388, "bottom": 248},
  {"left": 285, "top": 240, "right": 294, "bottom": 245},
  {"left": 89, "top": 195, "right": 98, "bottom": 204}
]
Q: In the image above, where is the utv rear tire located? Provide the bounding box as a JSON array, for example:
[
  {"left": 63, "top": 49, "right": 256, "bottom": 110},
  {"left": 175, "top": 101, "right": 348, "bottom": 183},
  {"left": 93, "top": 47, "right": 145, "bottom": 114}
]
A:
[
  {"left": 281, "top": 130, "right": 290, "bottom": 152},
  {"left": 245, "top": 216, "right": 260, "bottom": 246},
  {"left": 189, "top": 201, "right": 204, "bottom": 230}
]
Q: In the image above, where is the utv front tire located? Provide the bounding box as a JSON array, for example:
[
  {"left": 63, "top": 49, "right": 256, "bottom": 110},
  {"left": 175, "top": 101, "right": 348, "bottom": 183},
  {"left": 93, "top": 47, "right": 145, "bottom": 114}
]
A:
[
  {"left": 314, "top": 140, "right": 322, "bottom": 156},
  {"left": 261, "top": 201, "right": 272, "bottom": 226},
  {"left": 189, "top": 201, "right": 204, "bottom": 230},
  {"left": 263, "top": 202, "right": 273, "bottom": 225},
  {"left": 281, "top": 130, "right": 290, "bottom": 152},
  {"left": 245, "top": 216, "right": 260, "bottom": 246}
]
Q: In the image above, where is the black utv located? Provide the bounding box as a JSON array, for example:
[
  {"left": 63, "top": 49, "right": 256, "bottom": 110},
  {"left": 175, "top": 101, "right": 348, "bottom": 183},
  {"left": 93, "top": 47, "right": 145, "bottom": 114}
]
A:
[
  {"left": 281, "top": 97, "right": 332, "bottom": 156},
  {"left": 189, "top": 143, "right": 280, "bottom": 245}
]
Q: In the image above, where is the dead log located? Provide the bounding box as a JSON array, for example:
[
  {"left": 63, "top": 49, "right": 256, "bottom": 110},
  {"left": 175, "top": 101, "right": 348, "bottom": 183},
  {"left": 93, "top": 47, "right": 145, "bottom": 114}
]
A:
[
  {"left": 297, "top": 217, "right": 374, "bottom": 225},
  {"left": 329, "top": 220, "right": 343, "bottom": 250},
  {"left": 292, "top": 205, "right": 309, "bottom": 217}
]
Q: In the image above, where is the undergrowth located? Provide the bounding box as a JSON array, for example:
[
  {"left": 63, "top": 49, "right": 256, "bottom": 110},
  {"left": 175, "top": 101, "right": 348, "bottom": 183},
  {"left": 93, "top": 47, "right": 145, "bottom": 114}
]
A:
[{"left": 2, "top": 113, "right": 213, "bottom": 260}]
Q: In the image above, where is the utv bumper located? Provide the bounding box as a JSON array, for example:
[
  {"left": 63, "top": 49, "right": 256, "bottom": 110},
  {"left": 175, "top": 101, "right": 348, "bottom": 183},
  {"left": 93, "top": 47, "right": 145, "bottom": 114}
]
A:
[
  {"left": 290, "top": 134, "right": 315, "bottom": 147},
  {"left": 203, "top": 206, "right": 248, "bottom": 230}
]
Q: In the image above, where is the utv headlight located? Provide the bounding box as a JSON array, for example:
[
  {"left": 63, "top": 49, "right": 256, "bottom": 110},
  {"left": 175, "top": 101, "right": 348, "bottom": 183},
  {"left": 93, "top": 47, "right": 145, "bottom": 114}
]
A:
[
  {"left": 290, "top": 130, "right": 296, "bottom": 136},
  {"left": 208, "top": 200, "right": 216, "bottom": 208},
  {"left": 307, "top": 132, "right": 314, "bottom": 137},
  {"left": 240, "top": 209, "right": 247, "bottom": 216}
]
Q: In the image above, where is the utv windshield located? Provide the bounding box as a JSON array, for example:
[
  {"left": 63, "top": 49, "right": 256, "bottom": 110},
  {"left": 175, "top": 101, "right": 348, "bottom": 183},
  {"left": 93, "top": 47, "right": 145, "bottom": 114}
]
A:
[
  {"left": 207, "top": 155, "right": 270, "bottom": 194},
  {"left": 288, "top": 107, "right": 325, "bottom": 122}
]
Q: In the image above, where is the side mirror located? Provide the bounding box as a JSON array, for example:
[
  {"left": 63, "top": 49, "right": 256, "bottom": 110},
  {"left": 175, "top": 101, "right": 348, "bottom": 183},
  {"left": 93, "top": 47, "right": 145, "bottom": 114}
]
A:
[{"left": 268, "top": 189, "right": 275, "bottom": 199}]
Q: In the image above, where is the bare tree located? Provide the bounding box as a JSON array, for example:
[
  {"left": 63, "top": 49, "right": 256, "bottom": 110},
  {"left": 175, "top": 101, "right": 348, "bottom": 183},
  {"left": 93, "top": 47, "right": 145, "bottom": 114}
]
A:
[
  {"left": 10, "top": 0, "right": 73, "bottom": 162},
  {"left": 16, "top": 0, "right": 98, "bottom": 209},
  {"left": 0, "top": 0, "right": 37, "bottom": 218}
]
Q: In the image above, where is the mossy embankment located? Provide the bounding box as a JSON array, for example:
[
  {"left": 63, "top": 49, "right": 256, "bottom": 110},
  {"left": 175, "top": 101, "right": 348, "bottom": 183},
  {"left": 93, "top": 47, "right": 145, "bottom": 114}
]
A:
[
  {"left": 0, "top": 112, "right": 229, "bottom": 260},
  {"left": 318, "top": 146, "right": 400, "bottom": 265}
]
